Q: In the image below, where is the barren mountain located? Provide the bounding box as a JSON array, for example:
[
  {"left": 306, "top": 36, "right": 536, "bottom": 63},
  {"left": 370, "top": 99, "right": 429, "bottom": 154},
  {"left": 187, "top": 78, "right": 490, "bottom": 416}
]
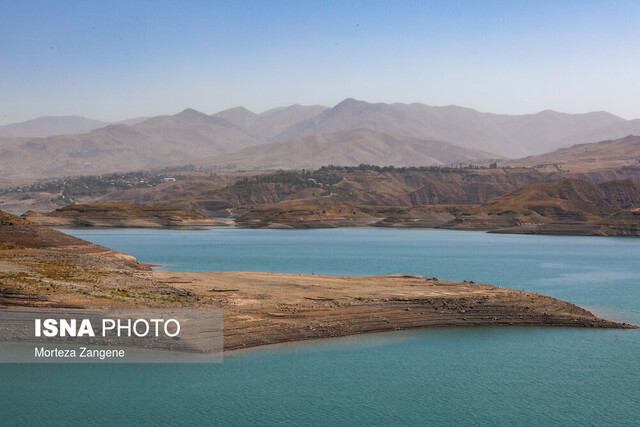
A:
[
  {"left": 0, "top": 115, "right": 149, "bottom": 138},
  {"left": 508, "top": 135, "right": 640, "bottom": 171},
  {"left": 0, "top": 109, "right": 257, "bottom": 178},
  {"left": 273, "top": 99, "right": 625, "bottom": 157},
  {"left": 212, "top": 107, "right": 259, "bottom": 129},
  {"left": 194, "top": 129, "right": 497, "bottom": 170},
  {"left": 0, "top": 116, "right": 109, "bottom": 138},
  {"left": 213, "top": 104, "right": 328, "bottom": 138},
  {"left": 2, "top": 99, "right": 639, "bottom": 180},
  {"left": 555, "top": 119, "right": 640, "bottom": 147}
]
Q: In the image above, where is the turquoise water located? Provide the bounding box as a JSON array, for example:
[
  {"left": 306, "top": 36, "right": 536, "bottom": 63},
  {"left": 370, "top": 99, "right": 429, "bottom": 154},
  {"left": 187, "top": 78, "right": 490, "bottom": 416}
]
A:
[{"left": 1, "top": 228, "right": 639, "bottom": 425}]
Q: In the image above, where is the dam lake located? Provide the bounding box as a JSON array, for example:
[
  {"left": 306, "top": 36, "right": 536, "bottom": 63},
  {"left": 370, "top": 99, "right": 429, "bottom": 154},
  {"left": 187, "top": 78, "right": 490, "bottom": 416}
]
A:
[{"left": 1, "top": 228, "right": 639, "bottom": 425}]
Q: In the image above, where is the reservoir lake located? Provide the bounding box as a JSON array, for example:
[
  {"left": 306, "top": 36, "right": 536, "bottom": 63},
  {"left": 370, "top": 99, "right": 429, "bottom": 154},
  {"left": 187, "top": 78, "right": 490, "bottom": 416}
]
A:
[{"left": 1, "top": 228, "right": 639, "bottom": 425}]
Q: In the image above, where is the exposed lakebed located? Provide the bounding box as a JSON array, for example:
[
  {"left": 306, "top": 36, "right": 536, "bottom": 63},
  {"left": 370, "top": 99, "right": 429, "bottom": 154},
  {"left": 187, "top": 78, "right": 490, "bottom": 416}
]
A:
[{"left": 1, "top": 228, "right": 638, "bottom": 425}]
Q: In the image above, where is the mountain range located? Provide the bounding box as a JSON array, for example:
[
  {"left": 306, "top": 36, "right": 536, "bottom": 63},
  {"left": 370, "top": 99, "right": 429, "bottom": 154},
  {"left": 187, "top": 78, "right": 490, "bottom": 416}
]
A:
[
  {"left": 192, "top": 128, "right": 496, "bottom": 170},
  {"left": 269, "top": 99, "right": 624, "bottom": 157},
  {"left": 0, "top": 115, "right": 148, "bottom": 138},
  {"left": 1, "top": 99, "right": 639, "bottom": 179}
]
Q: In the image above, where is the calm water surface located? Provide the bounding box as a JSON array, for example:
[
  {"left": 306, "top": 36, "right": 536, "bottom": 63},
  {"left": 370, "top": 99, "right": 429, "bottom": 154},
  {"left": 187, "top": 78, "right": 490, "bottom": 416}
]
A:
[{"left": 1, "top": 228, "right": 638, "bottom": 425}]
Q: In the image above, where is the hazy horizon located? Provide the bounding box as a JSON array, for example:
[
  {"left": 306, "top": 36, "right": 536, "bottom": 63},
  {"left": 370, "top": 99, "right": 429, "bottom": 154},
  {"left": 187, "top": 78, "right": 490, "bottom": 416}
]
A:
[
  {"left": 2, "top": 98, "right": 637, "bottom": 128},
  {"left": 2, "top": 1, "right": 640, "bottom": 125}
]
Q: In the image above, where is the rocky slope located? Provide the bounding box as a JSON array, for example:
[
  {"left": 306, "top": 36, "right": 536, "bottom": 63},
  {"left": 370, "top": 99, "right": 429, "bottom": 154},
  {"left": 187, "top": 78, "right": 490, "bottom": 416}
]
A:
[
  {"left": 447, "top": 179, "right": 640, "bottom": 234},
  {"left": 0, "top": 210, "right": 186, "bottom": 308},
  {"left": 237, "top": 179, "right": 640, "bottom": 236},
  {"left": 476, "top": 179, "right": 640, "bottom": 217},
  {"left": 591, "top": 208, "right": 640, "bottom": 237},
  {"left": 0, "top": 210, "right": 92, "bottom": 250},
  {"left": 190, "top": 128, "right": 498, "bottom": 170},
  {"left": 6, "top": 164, "right": 640, "bottom": 220},
  {"left": 0, "top": 210, "right": 148, "bottom": 270},
  {"left": 507, "top": 135, "right": 640, "bottom": 172}
]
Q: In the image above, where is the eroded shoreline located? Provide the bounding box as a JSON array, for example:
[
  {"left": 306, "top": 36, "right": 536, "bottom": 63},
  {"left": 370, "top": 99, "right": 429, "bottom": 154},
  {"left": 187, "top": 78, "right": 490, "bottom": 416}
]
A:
[
  {"left": 0, "top": 210, "right": 636, "bottom": 353},
  {"left": 158, "top": 271, "right": 638, "bottom": 351},
  {"left": 2, "top": 264, "right": 636, "bottom": 351}
]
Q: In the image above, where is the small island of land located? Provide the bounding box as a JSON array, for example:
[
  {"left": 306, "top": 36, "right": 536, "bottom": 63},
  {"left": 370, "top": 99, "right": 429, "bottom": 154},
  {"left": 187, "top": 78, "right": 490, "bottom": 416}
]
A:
[
  {"left": 22, "top": 203, "right": 230, "bottom": 228},
  {"left": 0, "top": 211, "right": 635, "bottom": 351}
]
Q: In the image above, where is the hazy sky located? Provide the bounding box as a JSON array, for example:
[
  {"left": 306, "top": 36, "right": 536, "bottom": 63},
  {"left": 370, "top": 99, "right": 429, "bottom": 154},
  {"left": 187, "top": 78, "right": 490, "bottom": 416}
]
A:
[{"left": 2, "top": 0, "right": 640, "bottom": 125}]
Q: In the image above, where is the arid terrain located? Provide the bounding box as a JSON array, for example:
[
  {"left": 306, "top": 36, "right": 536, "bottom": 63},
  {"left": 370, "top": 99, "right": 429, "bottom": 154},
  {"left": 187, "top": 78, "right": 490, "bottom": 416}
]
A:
[
  {"left": 3, "top": 99, "right": 640, "bottom": 179},
  {"left": 22, "top": 203, "right": 230, "bottom": 228},
  {"left": 236, "top": 179, "right": 640, "bottom": 236},
  {"left": 1, "top": 210, "right": 634, "bottom": 352},
  {"left": 504, "top": 135, "right": 640, "bottom": 172},
  {"left": 5, "top": 163, "right": 640, "bottom": 217},
  {"left": 187, "top": 128, "right": 498, "bottom": 171},
  {"left": 5, "top": 172, "right": 640, "bottom": 237},
  {"left": 2, "top": 110, "right": 640, "bottom": 239}
]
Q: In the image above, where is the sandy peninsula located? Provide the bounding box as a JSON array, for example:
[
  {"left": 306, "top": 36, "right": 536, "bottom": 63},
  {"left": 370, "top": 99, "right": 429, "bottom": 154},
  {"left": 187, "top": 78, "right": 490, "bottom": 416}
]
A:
[{"left": 0, "top": 210, "right": 635, "bottom": 352}]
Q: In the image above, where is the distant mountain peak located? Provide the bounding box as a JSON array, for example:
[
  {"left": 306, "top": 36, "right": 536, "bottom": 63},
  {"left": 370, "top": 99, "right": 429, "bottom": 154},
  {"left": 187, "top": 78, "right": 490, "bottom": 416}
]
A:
[
  {"left": 211, "top": 106, "right": 260, "bottom": 129},
  {"left": 0, "top": 115, "right": 110, "bottom": 138},
  {"left": 219, "top": 106, "right": 257, "bottom": 116},
  {"left": 175, "top": 108, "right": 210, "bottom": 119},
  {"left": 333, "top": 98, "right": 368, "bottom": 109}
]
